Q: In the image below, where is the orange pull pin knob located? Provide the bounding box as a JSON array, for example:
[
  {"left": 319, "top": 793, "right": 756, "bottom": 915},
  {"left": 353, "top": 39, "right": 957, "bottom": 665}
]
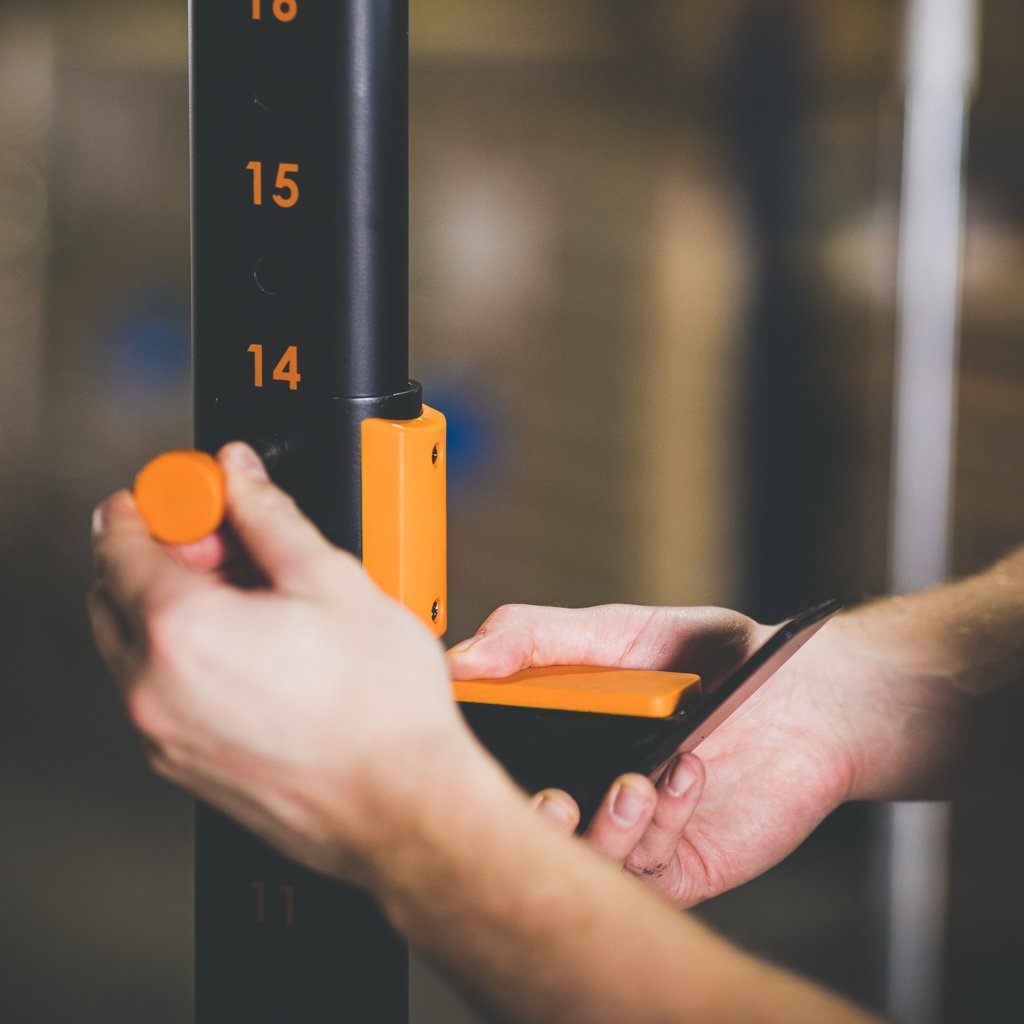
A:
[{"left": 134, "top": 450, "right": 226, "bottom": 545}]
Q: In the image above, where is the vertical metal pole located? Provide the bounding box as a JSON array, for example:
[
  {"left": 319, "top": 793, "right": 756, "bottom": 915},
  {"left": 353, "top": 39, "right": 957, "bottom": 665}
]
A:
[
  {"left": 191, "top": 2, "right": 417, "bottom": 1020},
  {"left": 885, "top": 1, "right": 977, "bottom": 1021}
]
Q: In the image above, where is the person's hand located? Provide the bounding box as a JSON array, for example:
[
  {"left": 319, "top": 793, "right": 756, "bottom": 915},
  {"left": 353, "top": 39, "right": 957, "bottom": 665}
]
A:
[
  {"left": 89, "top": 443, "right": 483, "bottom": 884},
  {"left": 449, "top": 603, "right": 864, "bottom": 908}
]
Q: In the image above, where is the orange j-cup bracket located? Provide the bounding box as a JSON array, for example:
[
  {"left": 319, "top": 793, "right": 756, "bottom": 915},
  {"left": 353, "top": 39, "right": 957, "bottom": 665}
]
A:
[
  {"left": 134, "top": 450, "right": 227, "bottom": 546},
  {"left": 132, "top": 405, "right": 448, "bottom": 639}
]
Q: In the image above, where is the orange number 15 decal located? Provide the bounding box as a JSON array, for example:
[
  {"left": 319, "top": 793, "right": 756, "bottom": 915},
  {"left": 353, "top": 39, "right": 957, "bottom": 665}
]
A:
[
  {"left": 246, "top": 162, "right": 300, "bottom": 208},
  {"left": 247, "top": 344, "right": 302, "bottom": 392}
]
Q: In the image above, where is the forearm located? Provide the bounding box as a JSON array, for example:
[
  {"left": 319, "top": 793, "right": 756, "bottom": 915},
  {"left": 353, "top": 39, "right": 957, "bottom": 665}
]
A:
[
  {"left": 364, "top": 746, "right": 875, "bottom": 1024},
  {"left": 851, "top": 548, "right": 1024, "bottom": 694},
  {"left": 832, "top": 547, "right": 1024, "bottom": 800}
]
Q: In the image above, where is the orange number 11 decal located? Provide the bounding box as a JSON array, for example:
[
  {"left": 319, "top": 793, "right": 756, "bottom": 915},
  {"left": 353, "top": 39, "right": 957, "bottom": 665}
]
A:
[
  {"left": 248, "top": 344, "right": 302, "bottom": 392},
  {"left": 252, "top": 0, "right": 298, "bottom": 22}
]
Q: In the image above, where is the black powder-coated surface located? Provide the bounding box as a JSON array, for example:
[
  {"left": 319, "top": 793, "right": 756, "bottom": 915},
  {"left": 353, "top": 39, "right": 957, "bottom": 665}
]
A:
[{"left": 191, "top": 3, "right": 415, "bottom": 1021}]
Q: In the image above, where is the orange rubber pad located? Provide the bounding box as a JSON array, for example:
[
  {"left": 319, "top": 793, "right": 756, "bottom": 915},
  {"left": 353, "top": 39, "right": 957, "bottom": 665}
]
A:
[
  {"left": 453, "top": 666, "right": 701, "bottom": 719},
  {"left": 134, "top": 450, "right": 227, "bottom": 545}
]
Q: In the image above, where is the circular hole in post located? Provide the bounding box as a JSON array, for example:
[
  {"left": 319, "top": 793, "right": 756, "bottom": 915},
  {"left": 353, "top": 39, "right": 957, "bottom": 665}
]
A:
[
  {"left": 254, "top": 256, "right": 288, "bottom": 296},
  {"left": 431, "top": 445, "right": 439, "bottom": 465},
  {"left": 431, "top": 601, "right": 440, "bottom": 623}
]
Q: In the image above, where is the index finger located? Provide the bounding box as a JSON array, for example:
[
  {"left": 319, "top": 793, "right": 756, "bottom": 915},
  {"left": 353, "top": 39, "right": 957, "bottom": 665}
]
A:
[
  {"left": 92, "top": 490, "right": 209, "bottom": 625},
  {"left": 448, "top": 603, "right": 763, "bottom": 682},
  {"left": 448, "top": 604, "right": 673, "bottom": 680}
]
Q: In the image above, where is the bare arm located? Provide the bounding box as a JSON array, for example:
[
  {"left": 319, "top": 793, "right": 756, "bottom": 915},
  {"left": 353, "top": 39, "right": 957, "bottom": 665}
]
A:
[
  {"left": 836, "top": 547, "right": 1024, "bottom": 799},
  {"left": 852, "top": 547, "right": 1024, "bottom": 703},
  {"left": 366, "top": 754, "right": 876, "bottom": 1024},
  {"left": 449, "top": 550, "right": 1024, "bottom": 906},
  {"left": 88, "top": 444, "right": 878, "bottom": 1024}
]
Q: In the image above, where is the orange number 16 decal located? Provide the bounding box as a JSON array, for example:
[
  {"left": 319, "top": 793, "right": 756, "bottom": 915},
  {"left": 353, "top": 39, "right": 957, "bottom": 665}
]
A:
[
  {"left": 252, "top": 0, "right": 298, "bottom": 21},
  {"left": 246, "top": 162, "right": 300, "bottom": 208},
  {"left": 248, "top": 344, "right": 302, "bottom": 392}
]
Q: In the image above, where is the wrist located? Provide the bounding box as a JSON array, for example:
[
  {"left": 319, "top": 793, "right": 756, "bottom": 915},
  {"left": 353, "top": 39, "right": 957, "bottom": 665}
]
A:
[
  {"left": 340, "top": 724, "right": 523, "bottom": 893},
  {"left": 375, "top": 747, "right": 528, "bottom": 933},
  {"left": 817, "top": 604, "right": 966, "bottom": 801}
]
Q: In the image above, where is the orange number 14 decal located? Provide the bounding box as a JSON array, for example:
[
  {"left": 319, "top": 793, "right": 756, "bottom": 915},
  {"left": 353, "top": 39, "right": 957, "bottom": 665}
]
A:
[{"left": 248, "top": 344, "right": 302, "bottom": 392}]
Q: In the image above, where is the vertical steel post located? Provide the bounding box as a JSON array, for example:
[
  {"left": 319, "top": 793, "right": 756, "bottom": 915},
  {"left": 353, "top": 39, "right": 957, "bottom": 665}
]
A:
[
  {"left": 190, "top": 2, "right": 417, "bottom": 1020},
  {"left": 885, "top": 1, "right": 978, "bottom": 1021}
]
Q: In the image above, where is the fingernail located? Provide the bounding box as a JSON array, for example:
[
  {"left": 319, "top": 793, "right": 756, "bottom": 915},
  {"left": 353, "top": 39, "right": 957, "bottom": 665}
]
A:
[
  {"left": 91, "top": 504, "right": 106, "bottom": 538},
  {"left": 532, "top": 793, "right": 574, "bottom": 830},
  {"left": 667, "top": 756, "right": 696, "bottom": 798},
  {"left": 449, "top": 635, "right": 481, "bottom": 656},
  {"left": 223, "top": 443, "right": 268, "bottom": 480},
  {"left": 610, "top": 781, "right": 648, "bottom": 827}
]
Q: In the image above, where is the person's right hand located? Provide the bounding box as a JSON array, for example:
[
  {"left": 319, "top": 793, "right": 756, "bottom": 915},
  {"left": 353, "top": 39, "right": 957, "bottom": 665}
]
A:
[
  {"left": 89, "top": 443, "right": 488, "bottom": 886},
  {"left": 448, "top": 603, "right": 872, "bottom": 908}
]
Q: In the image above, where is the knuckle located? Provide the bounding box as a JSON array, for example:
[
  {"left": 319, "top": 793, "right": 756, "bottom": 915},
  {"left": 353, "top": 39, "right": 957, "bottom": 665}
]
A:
[
  {"left": 626, "top": 852, "right": 669, "bottom": 879},
  {"left": 235, "top": 479, "right": 299, "bottom": 528},
  {"left": 144, "top": 607, "right": 176, "bottom": 656},
  {"left": 249, "top": 483, "right": 293, "bottom": 519},
  {"left": 125, "top": 689, "right": 170, "bottom": 741},
  {"left": 273, "top": 487, "right": 300, "bottom": 515},
  {"left": 622, "top": 847, "right": 641, "bottom": 871},
  {"left": 145, "top": 592, "right": 220, "bottom": 659},
  {"left": 146, "top": 747, "right": 178, "bottom": 784},
  {"left": 271, "top": 486, "right": 303, "bottom": 519},
  {"left": 278, "top": 600, "right": 326, "bottom": 646},
  {"left": 145, "top": 603, "right": 189, "bottom": 655},
  {"left": 321, "top": 548, "right": 365, "bottom": 588},
  {"left": 333, "top": 547, "right": 364, "bottom": 576},
  {"left": 280, "top": 548, "right": 345, "bottom": 596},
  {"left": 681, "top": 843, "right": 726, "bottom": 902},
  {"left": 482, "top": 603, "right": 527, "bottom": 632}
]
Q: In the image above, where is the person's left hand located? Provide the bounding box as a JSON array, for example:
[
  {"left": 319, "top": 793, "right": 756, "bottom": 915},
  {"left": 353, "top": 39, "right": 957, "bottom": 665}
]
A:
[
  {"left": 449, "top": 602, "right": 860, "bottom": 908},
  {"left": 89, "top": 442, "right": 483, "bottom": 884}
]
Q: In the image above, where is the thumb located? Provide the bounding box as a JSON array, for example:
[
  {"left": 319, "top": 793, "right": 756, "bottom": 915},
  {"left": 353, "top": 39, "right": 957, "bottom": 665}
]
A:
[
  {"left": 218, "top": 442, "right": 336, "bottom": 593},
  {"left": 447, "top": 603, "right": 674, "bottom": 680}
]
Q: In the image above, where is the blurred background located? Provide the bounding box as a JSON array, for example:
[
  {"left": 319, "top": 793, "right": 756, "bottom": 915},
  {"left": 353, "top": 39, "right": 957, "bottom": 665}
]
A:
[{"left": 1, "top": 0, "right": 1022, "bottom": 1021}]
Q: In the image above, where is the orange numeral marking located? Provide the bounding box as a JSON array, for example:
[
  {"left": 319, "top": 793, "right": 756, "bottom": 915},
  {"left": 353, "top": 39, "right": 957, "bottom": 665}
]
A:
[
  {"left": 251, "top": 881, "right": 295, "bottom": 926},
  {"left": 248, "top": 344, "right": 300, "bottom": 391},
  {"left": 272, "top": 345, "right": 302, "bottom": 391},
  {"left": 273, "top": 163, "right": 300, "bottom": 208},
  {"left": 250, "top": 881, "right": 265, "bottom": 924},
  {"left": 246, "top": 161, "right": 263, "bottom": 206},
  {"left": 252, "top": 0, "right": 298, "bottom": 22},
  {"left": 245, "top": 161, "right": 300, "bottom": 208},
  {"left": 280, "top": 885, "right": 295, "bottom": 927},
  {"left": 247, "top": 344, "right": 264, "bottom": 388}
]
